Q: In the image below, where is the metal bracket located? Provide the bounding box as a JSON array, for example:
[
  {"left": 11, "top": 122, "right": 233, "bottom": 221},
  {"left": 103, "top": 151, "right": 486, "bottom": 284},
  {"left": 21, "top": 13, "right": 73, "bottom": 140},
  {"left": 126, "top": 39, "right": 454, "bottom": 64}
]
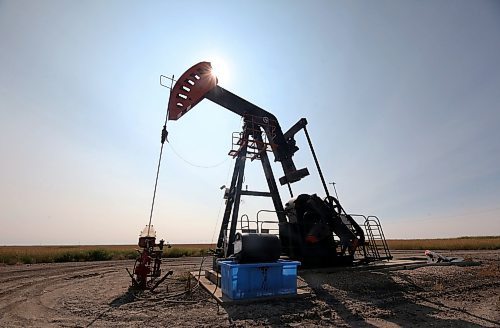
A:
[{"left": 160, "top": 74, "right": 176, "bottom": 89}]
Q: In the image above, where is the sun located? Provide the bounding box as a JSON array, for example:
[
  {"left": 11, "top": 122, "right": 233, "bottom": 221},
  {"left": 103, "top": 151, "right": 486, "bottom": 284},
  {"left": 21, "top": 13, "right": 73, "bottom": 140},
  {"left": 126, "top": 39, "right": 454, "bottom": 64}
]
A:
[{"left": 210, "top": 58, "right": 230, "bottom": 85}]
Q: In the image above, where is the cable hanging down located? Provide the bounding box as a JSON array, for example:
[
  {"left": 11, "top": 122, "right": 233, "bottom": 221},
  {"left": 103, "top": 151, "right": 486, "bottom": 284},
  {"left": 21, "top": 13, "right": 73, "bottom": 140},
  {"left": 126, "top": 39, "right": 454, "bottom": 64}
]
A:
[
  {"left": 147, "top": 75, "right": 175, "bottom": 234},
  {"left": 147, "top": 124, "right": 168, "bottom": 235},
  {"left": 167, "top": 142, "right": 229, "bottom": 169}
]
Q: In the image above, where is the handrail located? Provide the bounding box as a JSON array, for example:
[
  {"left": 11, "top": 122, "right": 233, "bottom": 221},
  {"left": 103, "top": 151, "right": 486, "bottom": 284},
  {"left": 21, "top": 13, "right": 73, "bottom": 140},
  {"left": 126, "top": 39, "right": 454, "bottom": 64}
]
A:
[
  {"left": 256, "top": 209, "right": 282, "bottom": 233},
  {"left": 367, "top": 215, "right": 392, "bottom": 259},
  {"left": 239, "top": 214, "right": 250, "bottom": 231},
  {"left": 232, "top": 210, "right": 391, "bottom": 261},
  {"left": 259, "top": 220, "right": 280, "bottom": 236}
]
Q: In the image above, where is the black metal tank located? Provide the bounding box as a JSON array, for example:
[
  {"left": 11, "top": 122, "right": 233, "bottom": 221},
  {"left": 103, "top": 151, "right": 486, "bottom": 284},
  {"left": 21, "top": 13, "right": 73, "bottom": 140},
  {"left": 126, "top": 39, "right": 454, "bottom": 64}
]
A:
[{"left": 233, "top": 232, "right": 281, "bottom": 263}]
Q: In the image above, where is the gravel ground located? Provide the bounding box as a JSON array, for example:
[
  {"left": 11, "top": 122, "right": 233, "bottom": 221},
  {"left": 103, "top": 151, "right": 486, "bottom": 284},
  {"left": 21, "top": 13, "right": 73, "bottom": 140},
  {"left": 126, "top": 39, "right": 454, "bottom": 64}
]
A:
[{"left": 0, "top": 251, "right": 498, "bottom": 327}]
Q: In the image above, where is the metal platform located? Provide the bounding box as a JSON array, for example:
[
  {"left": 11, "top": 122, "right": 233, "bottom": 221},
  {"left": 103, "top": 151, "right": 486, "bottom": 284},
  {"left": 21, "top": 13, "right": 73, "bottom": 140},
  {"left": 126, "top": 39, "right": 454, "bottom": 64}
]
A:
[
  {"left": 190, "top": 259, "right": 480, "bottom": 304},
  {"left": 190, "top": 270, "right": 311, "bottom": 304},
  {"left": 301, "top": 259, "right": 481, "bottom": 274}
]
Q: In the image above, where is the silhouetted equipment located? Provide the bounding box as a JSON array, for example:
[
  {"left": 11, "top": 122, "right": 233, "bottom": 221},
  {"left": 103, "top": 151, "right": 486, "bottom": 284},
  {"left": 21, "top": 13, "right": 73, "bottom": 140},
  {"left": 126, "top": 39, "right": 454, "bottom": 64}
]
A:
[
  {"left": 165, "top": 62, "right": 392, "bottom": 268},
  {"left": 233, "top": 232, "right": 281, "bottom": 263}
]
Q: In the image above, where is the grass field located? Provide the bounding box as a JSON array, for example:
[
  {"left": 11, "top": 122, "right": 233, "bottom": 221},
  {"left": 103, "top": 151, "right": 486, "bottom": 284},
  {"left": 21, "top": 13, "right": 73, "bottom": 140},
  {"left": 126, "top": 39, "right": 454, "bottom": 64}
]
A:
[
  {"left": 386, "top": 236, "right": 500, "bottom": 250},
  {"left": 1, "top": 237, "right": 498, "bottom": 265},
  {"left": 0, "top": 244, "right": 214, "bottom": 265}
]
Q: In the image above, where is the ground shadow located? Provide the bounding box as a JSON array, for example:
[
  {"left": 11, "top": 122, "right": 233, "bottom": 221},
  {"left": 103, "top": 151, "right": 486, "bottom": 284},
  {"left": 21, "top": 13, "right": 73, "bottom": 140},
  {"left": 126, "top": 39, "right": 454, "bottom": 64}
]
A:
[
  {"left": 300, "top": 268, "right": 494, "bottom": 327},
  {"left": 86, "top": 288, "right": 140, "bottom": 327},
  {"left": 222, "top": 295, "right": 318, "bottom": 327},
  {"left": 109, "top": 287, "right": 140, "bottom": 308},
  {"left": 394, "top": 272, "right": 500, "bottom": 327}
]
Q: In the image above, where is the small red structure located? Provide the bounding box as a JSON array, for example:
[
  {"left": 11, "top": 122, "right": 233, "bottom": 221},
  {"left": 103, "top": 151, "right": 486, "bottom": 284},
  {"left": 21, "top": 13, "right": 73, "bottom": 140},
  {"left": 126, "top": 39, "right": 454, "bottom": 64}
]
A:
[{"left": 128, "top": 225, "right": 172, "bottom": 290}]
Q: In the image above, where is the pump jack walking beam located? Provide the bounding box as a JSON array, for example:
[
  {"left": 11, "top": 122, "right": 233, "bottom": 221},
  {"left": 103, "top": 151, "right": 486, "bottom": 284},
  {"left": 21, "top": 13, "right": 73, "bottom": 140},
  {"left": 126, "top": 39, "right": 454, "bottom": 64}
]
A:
[{"left": 167, "top": 62, "right": 309, "bottom": 186}]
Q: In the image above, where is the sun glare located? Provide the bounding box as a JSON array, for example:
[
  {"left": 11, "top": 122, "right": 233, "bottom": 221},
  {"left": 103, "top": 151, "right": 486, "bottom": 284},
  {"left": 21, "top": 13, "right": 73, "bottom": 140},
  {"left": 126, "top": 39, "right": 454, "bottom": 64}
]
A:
[{"left": 210, "top": 58, "right": 230, "bottom": 85}]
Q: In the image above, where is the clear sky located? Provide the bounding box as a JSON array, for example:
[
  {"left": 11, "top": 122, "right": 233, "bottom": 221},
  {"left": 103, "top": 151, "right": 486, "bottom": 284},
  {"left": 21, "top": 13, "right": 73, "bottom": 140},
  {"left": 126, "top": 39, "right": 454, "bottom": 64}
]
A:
[{"left": 1, "top": 0, "right": 499, "bottom": 245}]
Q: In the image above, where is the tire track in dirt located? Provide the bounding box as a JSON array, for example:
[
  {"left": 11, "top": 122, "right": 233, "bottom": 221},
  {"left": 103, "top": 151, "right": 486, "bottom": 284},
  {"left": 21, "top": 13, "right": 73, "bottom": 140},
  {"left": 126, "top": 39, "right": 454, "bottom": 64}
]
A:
[
  {"left": 1, "top": 254, "right": 496, "bottom": 327},
  {"left": 0, "top": 261, "right": 130, "bottom": 326},
  {"left": 0, "top": 257, "right": 208, "bottom": 327}
]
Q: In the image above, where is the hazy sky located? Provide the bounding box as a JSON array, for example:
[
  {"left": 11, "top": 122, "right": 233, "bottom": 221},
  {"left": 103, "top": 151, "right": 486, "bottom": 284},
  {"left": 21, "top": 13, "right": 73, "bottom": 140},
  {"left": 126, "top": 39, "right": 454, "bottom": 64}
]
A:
[{"left": 1, "top": 0, "right": 499, "bottom": 245}]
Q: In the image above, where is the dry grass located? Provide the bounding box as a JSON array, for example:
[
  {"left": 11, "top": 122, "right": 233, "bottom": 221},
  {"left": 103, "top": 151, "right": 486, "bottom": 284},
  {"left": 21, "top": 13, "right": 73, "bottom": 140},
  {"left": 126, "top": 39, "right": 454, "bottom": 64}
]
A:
[
  {"left": 386, "top": 236, "right": 500, "bottom": 250},
  {"left": 0, "top": 244, "right": 214, "bottom": 265},
  {"left": 0, "top": 245, "right": 135, "bottom": 265},
  {"left": 1, "top": 237, "right": 497, "bottom": 265}
]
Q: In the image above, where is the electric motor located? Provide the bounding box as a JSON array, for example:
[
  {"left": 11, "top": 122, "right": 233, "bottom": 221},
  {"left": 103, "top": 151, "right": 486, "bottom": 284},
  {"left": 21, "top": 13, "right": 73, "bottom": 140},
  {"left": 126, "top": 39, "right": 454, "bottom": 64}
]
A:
[{"left": 233, "top": 233, "right": 281, "bottom": 263}]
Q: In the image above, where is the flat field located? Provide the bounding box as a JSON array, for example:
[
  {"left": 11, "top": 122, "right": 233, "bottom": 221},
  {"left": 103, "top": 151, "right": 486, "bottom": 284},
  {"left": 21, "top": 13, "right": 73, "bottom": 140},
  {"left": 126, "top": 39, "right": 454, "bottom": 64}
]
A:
[
  {"left": 387, "top": 236, "right": 500, "bottom": 250},
  {"left": 1, "top": 237, "right": 499, "bottom": 265},
  {"left": 0, "top": 244, "right": 215, "bottom": 265},
  {"left": 0, "top": 250, "right": 498, "bottom": 327}
]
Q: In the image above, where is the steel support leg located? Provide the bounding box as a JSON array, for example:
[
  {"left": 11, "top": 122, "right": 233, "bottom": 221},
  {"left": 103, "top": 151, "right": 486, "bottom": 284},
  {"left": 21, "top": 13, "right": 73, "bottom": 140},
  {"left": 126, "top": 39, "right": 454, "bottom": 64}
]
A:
[
  {"left": 259, "top": 145, "right": 286, "bottom": 223},
  {"left": 217, "top": 152, "right": 243, "bottom": 251},
  {"left": 227, "top": 147, "right": 247, "bottom": 255}
]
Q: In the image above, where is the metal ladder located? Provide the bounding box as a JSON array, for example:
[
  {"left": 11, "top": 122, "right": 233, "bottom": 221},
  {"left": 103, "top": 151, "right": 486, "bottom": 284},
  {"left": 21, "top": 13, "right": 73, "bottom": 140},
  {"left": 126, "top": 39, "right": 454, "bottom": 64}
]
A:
[{"left": 363, "top": 215, "right": 392, "bottom": 261}]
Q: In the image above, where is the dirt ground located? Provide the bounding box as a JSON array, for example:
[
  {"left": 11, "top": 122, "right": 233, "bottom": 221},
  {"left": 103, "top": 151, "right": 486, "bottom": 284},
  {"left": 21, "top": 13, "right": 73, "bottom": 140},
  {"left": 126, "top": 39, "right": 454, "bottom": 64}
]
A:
[{"left": 0, "top": 250, "right": 498, "bottom": 327}]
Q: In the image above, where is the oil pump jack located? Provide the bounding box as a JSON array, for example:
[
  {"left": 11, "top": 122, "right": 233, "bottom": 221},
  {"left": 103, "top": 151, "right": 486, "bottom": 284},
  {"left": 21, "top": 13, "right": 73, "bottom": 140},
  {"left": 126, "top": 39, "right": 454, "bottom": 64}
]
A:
[{"left": 165, "top": 62, "right": 392, "bottom": 268}]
